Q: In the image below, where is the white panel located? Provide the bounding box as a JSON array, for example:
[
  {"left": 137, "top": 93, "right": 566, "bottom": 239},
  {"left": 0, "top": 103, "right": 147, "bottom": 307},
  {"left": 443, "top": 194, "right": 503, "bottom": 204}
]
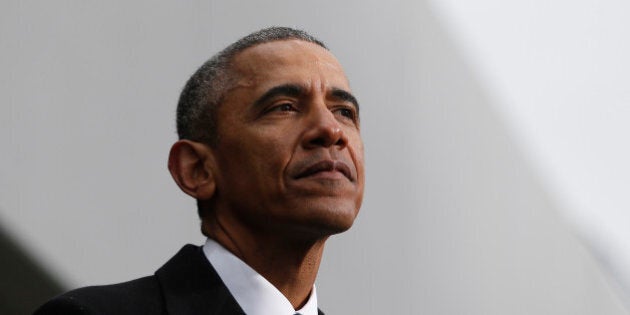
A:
[{"left": 428, "top": 0, "right": 630, "bottom": 307}]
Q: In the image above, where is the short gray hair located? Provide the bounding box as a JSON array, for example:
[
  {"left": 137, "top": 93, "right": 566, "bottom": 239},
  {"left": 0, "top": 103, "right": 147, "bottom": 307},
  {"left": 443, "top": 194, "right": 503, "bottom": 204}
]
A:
[{"left": 176, "top": 26, "right": 327, "bottom": 146}]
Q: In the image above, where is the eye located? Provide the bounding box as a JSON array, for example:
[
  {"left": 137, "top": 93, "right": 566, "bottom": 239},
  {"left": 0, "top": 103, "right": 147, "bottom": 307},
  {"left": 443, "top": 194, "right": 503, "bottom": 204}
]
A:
[
  {"left": 338, "top": 108, "right": 354, "bottom": 118},
  {"left": 333, "top": 106, "right": 358, "bottom": 122},
  {"left": 266, "top": 102, "right": 298, "bottom": 113},
  {"left": 277, "top": 103, "right": 296, "bottom": 111}
]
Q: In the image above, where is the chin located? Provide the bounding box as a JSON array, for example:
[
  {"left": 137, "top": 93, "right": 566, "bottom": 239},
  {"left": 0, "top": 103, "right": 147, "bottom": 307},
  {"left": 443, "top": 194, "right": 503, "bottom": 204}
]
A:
[{"left": 289, "top": 198, "right": 361, "bottom": 238}]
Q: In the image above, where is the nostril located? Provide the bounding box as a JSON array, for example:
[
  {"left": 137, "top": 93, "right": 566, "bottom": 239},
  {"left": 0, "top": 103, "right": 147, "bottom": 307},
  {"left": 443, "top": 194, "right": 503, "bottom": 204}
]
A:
[{"left": 309, "top": 137, "right": 327, "bottom": 147}]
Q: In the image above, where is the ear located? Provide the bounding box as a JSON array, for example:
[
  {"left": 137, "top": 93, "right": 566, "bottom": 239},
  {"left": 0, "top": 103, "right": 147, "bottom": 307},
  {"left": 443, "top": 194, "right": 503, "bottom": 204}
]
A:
[{"left": 168, "top": 140, "right": 217, "bottom": 200}]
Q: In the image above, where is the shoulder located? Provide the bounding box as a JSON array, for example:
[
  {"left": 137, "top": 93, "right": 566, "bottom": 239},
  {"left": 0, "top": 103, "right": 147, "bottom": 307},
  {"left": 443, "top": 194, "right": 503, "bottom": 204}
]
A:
[{"left": 33, "top": 276, "right": 165, "bottom": 315}]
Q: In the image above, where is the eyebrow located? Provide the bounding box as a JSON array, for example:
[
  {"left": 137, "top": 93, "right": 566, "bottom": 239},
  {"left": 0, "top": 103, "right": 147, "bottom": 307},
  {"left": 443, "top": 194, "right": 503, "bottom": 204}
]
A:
[
  {"left": 331, "top": 87, "right": 360, "bottom": 111},
  {"left": 252, "top": 84, "right": 360, "bottom": 112},
  {"left": 252, "top": 84, "right": 304, "bottom": 110}
]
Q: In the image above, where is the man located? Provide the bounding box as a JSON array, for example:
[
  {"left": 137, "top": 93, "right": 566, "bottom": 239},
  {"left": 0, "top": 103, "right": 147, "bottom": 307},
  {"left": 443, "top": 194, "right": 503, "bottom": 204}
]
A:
[{"left": 34, "top": 26, "right": 364, "bottom": 315}]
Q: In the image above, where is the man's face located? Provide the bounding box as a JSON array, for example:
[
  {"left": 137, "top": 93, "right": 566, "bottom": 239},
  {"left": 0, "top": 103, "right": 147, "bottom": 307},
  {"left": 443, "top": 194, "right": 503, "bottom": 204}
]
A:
[{"left": 209, "top": 40, "right": 364, "bottom": 238}]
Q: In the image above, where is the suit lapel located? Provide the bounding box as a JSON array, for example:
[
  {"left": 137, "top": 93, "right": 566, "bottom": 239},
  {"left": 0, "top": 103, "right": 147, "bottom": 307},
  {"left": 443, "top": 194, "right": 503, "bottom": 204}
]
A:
[{"left": 155, "top": 245, "right": 245, "bottom": 315}]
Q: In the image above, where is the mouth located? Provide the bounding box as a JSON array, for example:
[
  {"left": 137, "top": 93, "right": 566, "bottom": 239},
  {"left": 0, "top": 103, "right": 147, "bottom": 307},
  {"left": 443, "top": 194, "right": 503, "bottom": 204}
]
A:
[{"left": 294, "top": 160, "right": 353, "bottom": 181}]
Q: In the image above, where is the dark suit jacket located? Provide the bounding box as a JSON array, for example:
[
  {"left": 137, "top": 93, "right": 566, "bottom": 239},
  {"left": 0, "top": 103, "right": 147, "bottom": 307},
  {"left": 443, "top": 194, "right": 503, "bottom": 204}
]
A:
[{"left": 33, "top": 245, "right": 324, "bottom": 315}]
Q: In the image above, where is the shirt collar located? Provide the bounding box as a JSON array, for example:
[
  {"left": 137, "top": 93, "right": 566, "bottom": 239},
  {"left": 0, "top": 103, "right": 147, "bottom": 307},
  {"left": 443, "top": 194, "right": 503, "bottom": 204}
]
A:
[{"left": 203, "top": 238, "right": 318, "bottom": 315}]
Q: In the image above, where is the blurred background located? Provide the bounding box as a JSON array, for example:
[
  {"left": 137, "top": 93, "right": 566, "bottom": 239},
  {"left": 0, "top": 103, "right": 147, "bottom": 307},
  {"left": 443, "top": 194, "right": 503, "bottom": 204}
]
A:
[{"left": 1, "top": 1, "right": 629, "bottom": 314}]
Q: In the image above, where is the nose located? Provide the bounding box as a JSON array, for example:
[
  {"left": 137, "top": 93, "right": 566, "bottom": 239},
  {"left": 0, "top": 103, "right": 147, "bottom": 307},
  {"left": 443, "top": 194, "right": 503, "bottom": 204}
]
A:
[{"left": 301, "top": 105, "right": 348, "bottom": 150}]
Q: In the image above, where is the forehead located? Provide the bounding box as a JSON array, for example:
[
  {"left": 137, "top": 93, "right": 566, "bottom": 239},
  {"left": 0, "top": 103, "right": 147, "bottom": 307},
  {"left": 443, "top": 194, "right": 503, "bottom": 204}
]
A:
[{"left": 230, "top": 40, "right": 350, "bottom": 90}]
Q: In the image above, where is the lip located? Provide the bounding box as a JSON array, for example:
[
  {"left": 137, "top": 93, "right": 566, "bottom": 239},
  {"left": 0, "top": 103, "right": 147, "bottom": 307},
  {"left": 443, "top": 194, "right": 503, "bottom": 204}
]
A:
[{"left": 294, "top": 160, "right": 353, "bottom": 181}]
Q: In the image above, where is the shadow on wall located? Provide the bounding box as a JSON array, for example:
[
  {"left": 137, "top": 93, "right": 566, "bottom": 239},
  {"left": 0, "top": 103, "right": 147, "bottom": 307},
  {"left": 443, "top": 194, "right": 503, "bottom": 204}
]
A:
[{"left": 0, "top": 220, "right": 63, "bottom": 314}]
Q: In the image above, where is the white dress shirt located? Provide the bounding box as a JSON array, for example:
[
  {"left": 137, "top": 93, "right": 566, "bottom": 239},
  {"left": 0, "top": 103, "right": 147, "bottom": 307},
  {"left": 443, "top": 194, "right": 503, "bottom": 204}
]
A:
[{"left": 203, "top": 238, "right": 318, "bottom": 315}]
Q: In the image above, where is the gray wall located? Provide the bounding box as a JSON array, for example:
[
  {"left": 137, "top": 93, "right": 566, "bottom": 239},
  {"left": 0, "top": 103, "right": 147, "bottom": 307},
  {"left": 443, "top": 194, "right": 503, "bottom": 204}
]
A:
[{"left": 1, "top": 1, "right": 627, "bottom": 314}]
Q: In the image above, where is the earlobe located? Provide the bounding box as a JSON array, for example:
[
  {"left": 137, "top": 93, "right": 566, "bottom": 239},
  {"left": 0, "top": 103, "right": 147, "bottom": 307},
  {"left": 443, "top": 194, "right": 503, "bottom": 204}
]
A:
[{"left": 168, "top": 140, "right": 217, "bottom": 200}]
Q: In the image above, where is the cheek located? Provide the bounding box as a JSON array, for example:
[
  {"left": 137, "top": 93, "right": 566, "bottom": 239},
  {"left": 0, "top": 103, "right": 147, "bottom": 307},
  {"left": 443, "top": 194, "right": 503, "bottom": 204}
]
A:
[
  {"left": 352, "top": 142, "right": 366, "bottom": 206},
  {"left": 251, "top": 127, "right": 298, "bottom": 164},
  {"left": 349, "top": 135, "right": 365, "bottom": 175},
  {"left": 239, "top": 133, "right": 295, "bottom": 189}
]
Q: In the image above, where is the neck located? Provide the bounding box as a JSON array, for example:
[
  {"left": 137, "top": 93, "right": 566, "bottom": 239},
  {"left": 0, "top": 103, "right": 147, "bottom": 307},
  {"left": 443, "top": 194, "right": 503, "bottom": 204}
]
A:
[{"left": 203, "top": 218, "right": 327, "bottom": 309}]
